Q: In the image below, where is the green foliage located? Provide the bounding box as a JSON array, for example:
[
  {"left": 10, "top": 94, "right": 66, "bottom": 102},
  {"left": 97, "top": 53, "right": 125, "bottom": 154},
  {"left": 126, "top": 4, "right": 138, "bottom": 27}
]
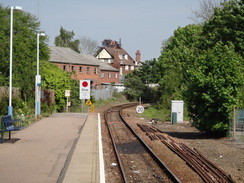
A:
[
  {"left": 15, "top": 101, "right": 34, "bottom": 124},
  {"left": 41, "top": 102, "right": 55, "bottom": 116},
  {"left": 69, "top": 79, "right": 82, "bottom": 112},
  {"left": 123, "top": 74, "right": 159, "bottom": 102},
  {"left": 202, "top": 0, "right": 244, "bottom": 57},
  {"left": 54, "top": 26, "right": 80, "bottom": 53},
  {"left": 123, "top": 75, "right": 146, "bottom": 101},
  {"left": 157, "top": 0, "right": 244, "bottom": 135},
  {"left": 141, "top": 105, "right": 170, "bottom": 122},
  {"left": 185, "top": 42, "right": 244, "bottom": 134},
  {"left": 0, "top": 97, "right": 10, "bottom": 115},
  {"left": 41, "top": 61, "right": 71, "bottom": 112},
  {"left": 157, "top": 24, "right": 202, "bottom": 110},
  {"left": 0, "top": 5, "right": 49, "bottom": 115},
  {"left": 132, "top": 58, "right": 162, "bottom": 84}
]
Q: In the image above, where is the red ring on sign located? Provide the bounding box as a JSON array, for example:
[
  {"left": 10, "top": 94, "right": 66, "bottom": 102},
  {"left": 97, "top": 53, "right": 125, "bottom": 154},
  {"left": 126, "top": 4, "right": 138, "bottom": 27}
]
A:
[{"left": 82, "top": 81, "right": 88, "bottom": 87}]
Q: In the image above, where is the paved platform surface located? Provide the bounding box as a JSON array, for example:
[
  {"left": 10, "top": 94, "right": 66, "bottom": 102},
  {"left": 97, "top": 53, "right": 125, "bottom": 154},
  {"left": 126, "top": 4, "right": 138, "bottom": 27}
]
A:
[{"left": 0, "top": 113, "right": 102, "bottom": 183}]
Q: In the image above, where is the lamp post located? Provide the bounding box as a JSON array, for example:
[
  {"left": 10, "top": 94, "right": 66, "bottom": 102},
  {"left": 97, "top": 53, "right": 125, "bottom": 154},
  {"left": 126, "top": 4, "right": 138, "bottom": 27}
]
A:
[
  {"left": 8, "top": 6, "right": 22, "bottom": 117},
  {"left": 35, "top": 33, "right": 45, "bottom": 118}
]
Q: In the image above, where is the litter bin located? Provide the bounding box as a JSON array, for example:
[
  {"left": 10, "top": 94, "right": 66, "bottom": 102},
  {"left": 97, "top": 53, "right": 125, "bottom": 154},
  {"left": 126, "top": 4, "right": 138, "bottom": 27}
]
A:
[{"left": 172, "top": 112, "right": 177, "bottom": 124}]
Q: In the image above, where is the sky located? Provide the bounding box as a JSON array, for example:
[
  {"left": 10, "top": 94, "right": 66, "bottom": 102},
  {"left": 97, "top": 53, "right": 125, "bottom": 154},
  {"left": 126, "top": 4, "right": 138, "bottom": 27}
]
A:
[{"left": 1, "top": 0, "right": 200, "bottom": 61}]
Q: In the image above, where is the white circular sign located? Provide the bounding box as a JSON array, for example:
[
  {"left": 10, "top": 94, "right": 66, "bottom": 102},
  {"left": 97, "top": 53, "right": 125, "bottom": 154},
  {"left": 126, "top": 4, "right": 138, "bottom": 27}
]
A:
[{"left": 136, "top": 105, "right": 144, "bottom": 114}]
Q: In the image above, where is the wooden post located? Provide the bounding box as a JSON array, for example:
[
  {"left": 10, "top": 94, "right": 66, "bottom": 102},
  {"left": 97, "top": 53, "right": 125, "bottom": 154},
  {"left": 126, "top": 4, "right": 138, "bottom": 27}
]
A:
[{"left": 233, "top": 106, "right": 236, "bottom": 140}]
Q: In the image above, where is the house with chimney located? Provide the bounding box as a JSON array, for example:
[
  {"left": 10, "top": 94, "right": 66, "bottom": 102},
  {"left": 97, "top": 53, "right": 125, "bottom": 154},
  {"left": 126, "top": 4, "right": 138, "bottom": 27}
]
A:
[
  {"left": 49, "top": 46, "right": 120, "bottom": 89},
  {"left": 95, "top": 41, "right": 141, "bottom": 82}
]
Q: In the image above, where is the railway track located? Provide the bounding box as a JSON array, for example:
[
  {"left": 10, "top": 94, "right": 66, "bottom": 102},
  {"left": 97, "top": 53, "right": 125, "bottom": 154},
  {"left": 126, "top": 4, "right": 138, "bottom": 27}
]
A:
[
  {"left": 137, "top": 123, "right": 236, "bottom": 183},
  {"left": 104, "top": 103, "right": 181, "bottom": 183}
]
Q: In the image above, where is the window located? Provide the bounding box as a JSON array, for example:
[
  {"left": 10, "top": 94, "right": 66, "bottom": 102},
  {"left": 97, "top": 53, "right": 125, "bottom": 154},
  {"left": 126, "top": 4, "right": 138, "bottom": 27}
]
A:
[
  {"left": 108, "top": 73, "right": 111, "bottom": 78},
  {"left": 79, "top": 67, "right": 82, "bottom": 73},
  {"left": 120, "top": 67, "right": 123, "bottom": 75},
  {"left": 63, "top": 65, "right": 66, "bottom": 71},
  {"left": 71, "top": 66, "right": 75, "bottom": 72},
  {"left": 101, "top": 73, "right": 104, "bottom": 78},
  {"left": 115, "top": 73, "right": 118, "bottom": 78},
  {"left": 94, "top": 68, "right": 98, "bottom": 74},
  {"left": 87, "top": 67, "right": 90, "bottom": 74},
  {"left": 131, "top": 66, "right": 134, "bottom": 70},
  {"left": 125, "top": 65, "right": 129, "bottom": 70}
]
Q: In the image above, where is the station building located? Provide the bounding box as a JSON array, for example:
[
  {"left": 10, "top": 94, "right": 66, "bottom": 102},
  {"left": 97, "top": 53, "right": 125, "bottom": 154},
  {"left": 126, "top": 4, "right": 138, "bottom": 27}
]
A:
[{"left": 49, "top": 46, "right": 119, "bottom": 89}]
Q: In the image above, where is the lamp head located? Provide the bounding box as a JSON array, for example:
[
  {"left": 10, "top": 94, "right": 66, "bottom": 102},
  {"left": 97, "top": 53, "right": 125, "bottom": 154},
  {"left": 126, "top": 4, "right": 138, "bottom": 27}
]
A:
[
  {"left": 12, "top": 6, "right": 22, "bottom": 11},
  {"left": 38, "top": 33, "right": 46, "bottom": 37}
]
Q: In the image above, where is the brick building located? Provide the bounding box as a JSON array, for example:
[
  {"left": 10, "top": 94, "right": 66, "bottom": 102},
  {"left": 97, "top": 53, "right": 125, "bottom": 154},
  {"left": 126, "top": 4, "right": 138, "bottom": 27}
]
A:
[
  {"left": 49, "top": 46, "right": 119, "bottom": 88},
  {"left": 95, "top": 41, "right": 141, "bottom": 82}
]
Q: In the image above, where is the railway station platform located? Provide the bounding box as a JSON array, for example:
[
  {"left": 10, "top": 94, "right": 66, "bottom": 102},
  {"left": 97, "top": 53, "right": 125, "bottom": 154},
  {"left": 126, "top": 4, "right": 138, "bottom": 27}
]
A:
[{"left": 0, "top": 113, "right": 105, "bottom": 183}]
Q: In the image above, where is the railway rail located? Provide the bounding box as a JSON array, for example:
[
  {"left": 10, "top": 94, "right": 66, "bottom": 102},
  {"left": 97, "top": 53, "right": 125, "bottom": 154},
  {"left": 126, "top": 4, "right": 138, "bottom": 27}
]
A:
[
  {"left": 137, "top": 124, "right": 236, "bottom": 183},
  {"left": 104, "top": 103, "right": 181, "bottom": 183}
]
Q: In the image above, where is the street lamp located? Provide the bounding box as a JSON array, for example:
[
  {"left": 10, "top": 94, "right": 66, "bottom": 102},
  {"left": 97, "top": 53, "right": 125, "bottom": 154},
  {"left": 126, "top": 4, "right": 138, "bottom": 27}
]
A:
[
  {"left": 35, "top": 33, "right": 45, "bottom": 118},
  {"left": 8, "top": 6, "right": 22, "bottom": 116}
]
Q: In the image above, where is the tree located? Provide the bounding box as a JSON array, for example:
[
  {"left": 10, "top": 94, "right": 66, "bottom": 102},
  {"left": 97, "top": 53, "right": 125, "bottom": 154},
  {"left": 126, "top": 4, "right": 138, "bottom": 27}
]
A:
[
  {"left": 40, "top": 60, "right": 72, "bottom": 112},
  {"left": 54, "top": 26, "right": 80, "bottom": 53},
  {"left": 201, "top": 0, "right": 244, "bottom": 57},
  {"left": 158, "top": 24, "right": 202, "bottom": 109},
  {"left": 154, "top": 0, "right": 243, "bottom": 135},
  {"left": 131, "top": 58, "right": 161, "bottom": 84},
  {"left": 191, "top": 0, "right": 223, "bottom": 24},
  {"left": 79, "top": 36, "right": 99, "bottom": 55},
  {"left": 185, "top": 42, "right": 244, "bottom": 135},
  {"left": 0, "top": 5, "right": 49, "bottom": 109},
  {"left": 123, "top": 75, "right": 146, "bottom": 101}
]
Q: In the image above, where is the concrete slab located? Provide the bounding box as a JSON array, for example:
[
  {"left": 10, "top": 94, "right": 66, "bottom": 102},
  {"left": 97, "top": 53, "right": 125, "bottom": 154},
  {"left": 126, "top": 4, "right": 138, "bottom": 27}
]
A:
[
  {"left": 62, "top": 113, "right": 100, "bottom": 183},
  {"left": 0, "top": 113, "right": 87, "bottom": 183}
]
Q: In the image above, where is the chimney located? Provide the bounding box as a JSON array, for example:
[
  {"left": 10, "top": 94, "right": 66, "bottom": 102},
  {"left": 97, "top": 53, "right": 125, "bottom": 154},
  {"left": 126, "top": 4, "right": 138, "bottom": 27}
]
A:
[
  {"left": 135, "top": 50, "right": 141, "bottom": 65},
  {"left": 113, "top": 49, "right": 120, "bottom": 69}
]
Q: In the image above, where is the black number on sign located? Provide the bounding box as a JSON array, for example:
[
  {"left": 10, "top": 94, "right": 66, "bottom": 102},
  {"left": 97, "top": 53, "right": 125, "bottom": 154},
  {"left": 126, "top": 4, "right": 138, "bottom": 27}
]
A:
[{"left": 136, "top": 106, "right": 144, "bottom": 113}]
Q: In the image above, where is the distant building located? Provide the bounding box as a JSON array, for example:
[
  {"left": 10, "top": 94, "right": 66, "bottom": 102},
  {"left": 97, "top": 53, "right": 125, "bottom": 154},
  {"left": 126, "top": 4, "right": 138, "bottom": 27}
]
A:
[
  {"left": 49, "top": 46, "right": 120, "bottom": 89},
  {"left": 95, "top": 41, "right": 141, "bottom": 82}
]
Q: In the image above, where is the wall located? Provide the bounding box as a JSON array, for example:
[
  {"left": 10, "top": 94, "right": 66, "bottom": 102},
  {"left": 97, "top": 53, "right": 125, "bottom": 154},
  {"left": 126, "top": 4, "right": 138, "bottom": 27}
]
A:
[
  {"left": 54, "top": 63, "right": 100, "bottom": 87},
  {"left": 100, "top": 70, "right": 120, "bottom": 84}
]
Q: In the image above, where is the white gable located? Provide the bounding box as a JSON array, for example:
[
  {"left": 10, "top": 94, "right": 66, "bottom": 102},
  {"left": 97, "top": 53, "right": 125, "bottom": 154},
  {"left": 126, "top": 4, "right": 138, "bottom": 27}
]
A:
[{"left": 96, "top": 49, "right": 112, "bottom": 59}]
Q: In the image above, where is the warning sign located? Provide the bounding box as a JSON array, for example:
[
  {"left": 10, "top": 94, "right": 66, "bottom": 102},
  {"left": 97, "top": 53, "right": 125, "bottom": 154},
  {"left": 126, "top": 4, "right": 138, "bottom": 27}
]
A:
[{"left": 85, "top": 99, "right": 92, "bottom": 105}]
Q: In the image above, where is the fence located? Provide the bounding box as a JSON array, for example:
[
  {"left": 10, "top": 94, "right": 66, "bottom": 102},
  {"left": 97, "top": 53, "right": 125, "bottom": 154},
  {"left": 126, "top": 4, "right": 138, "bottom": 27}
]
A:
[
  {"left": 91, "top": 86, "right": 115, "bottom": 100},
  {"left": 229, "top": 108, "right": 244, "bottom": 142}
]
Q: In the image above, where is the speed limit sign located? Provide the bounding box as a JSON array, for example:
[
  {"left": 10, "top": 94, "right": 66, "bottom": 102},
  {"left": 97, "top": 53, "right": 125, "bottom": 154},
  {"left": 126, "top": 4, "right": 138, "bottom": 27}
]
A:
[{"left": 136, "top": 105, "right": 144, "bottom": 114}]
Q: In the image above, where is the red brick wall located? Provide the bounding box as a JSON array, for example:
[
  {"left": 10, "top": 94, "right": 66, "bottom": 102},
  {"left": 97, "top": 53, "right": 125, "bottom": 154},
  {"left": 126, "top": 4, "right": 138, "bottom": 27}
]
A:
[
  {"left": 100, "top": 71, "right": 120, "bottom": 84},
  {"left": 52, "top": 63, "right": 120, "bottom": 88},
  {"left": 54, "top": 63, "right": 100, "bottom": 87},
  {"left": 120, "top": 65, "right": 136, "bottom": 74}
]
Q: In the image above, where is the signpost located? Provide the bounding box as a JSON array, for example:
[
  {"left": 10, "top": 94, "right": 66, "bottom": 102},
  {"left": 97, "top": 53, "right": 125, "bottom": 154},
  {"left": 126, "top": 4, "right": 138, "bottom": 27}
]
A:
[
  {"left": 65, "top": 90, "right": 70, "bottom": 112},
  {"left": 136, "top": 97, "right": 144, "bottom": 114},
  {"left": 80, "top": 80, "right": 90, "bottom": 112}
]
